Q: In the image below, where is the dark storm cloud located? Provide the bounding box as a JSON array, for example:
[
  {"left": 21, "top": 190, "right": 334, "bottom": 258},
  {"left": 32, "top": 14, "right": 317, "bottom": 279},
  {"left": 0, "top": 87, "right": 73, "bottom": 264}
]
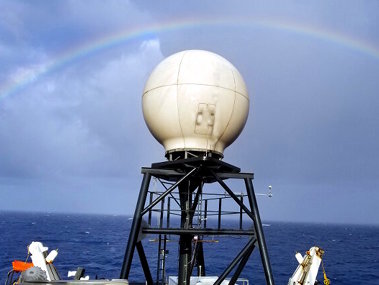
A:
[
  {"left": 0, "top": 41, "right": 163, "bottom": 178},
  {"left": 0, "top": 0, "right": 378, "bottom": 223}
]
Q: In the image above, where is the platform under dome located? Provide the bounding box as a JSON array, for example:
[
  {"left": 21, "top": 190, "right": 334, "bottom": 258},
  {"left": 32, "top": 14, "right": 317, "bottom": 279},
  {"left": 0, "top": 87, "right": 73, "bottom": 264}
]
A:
[{"left": 142, "top": 50, "right": 249, "bottom": 158}]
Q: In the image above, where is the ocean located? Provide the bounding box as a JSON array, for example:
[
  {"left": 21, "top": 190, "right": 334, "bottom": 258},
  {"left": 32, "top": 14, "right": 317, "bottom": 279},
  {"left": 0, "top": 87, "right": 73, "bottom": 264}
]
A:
[{"left": 1, "top": 211, "right": 378, "bottom": 284}]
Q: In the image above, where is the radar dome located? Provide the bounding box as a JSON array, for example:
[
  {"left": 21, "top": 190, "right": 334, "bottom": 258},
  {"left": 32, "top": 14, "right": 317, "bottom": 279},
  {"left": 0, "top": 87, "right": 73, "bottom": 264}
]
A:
[{"left": 142, "top": 50, "right": 249, "bottom": 158}]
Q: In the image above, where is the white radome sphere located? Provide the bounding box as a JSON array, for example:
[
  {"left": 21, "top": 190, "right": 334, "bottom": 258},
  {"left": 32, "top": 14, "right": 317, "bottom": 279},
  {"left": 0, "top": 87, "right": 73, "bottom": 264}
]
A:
[{"left": 142, "top": 50, "right": 249, "bottom": 157}]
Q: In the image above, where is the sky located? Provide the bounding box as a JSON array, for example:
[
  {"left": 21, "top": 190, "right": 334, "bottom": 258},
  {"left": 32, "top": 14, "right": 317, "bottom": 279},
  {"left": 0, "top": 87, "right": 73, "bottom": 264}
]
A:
[{"left": 0, "top": 0, "right": 378, "bottom": 225}]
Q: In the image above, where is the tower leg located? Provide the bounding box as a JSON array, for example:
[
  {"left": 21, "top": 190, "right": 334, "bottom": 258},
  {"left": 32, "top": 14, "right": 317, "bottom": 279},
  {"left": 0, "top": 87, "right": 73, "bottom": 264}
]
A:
[
  {"left": 178, "top": 181, "right": 193, "bottom": 285},
  {"left": 120, "top": 173, "right": 152, "bottom": 279},
  {"left": 195, "top": 241, "right": 205, "bottom": 276},
  {"left": 136, "top": 242, "right": 153, "bottom": 285},
  {"left": 245, "top": 178, "right": 275, "bottom": 285},
  {"left": 178, "top": 235, "right": 192, "bottom": 284}
]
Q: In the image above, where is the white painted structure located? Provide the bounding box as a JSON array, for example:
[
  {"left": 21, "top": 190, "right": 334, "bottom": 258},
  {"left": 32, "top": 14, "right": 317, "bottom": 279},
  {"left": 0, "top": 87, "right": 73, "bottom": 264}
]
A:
[
  {"left": 288, "top": 246, "right": 324, "bottom": 285},
  {"left": 142, "top": 50, "right": 249, "bottom": 157},
  {"left": 28, "top": 242, "right": 53, "bottom": 281}
]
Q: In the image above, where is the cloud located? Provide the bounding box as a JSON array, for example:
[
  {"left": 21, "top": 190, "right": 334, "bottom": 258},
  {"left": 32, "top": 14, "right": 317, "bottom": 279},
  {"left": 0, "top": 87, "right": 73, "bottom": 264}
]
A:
[
  {"left": 0, "top": 0, "right": 154, "bottom": 78},
  {"left": 0, "top": 1, "right": 27, "bottom": 41},
  {"left": 1, "top": 0, "right": 378, "bottom": 222},
  {"left": 66, "top": 0, "right": 152, "bottom": 32},
  {"left": 0, "top": 39, "right": 163, "bottom": 179}
]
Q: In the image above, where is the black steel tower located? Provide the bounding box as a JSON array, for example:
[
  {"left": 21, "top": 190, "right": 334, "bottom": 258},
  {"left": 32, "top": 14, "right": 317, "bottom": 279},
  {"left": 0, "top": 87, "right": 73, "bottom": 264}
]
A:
[
  {"left": 120, "top": 155, "right": 274, "bottom": 285},
  {"left": 121, "top": 49, "right": 274, "bottom": 285}
]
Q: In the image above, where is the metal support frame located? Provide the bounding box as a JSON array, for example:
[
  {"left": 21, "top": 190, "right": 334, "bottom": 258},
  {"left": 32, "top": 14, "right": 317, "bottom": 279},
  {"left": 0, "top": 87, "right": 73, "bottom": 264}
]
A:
[
  {"left": 120, "top": 173, "right": 151, "bottom": 280},
  {"left": 214, "top": 238, "right": 256, "bottom": 285},
  {"left": 120, "top": 157, "right": 274, "bottom": 285},
  {"left": 245, "top": 178, "right": 275, "bottom": 285},
  {"left": 136, "top": 242, "right": 153, "bottom": 284},
  {"left": 229, "top": 240, "right": 256, "bottom": 285}
]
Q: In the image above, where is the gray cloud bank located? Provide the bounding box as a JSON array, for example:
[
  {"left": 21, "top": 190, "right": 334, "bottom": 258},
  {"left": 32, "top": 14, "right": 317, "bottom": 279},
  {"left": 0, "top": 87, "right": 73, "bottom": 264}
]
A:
[{"left": 0, "top": 1, "right": 378, "bottom": 224}]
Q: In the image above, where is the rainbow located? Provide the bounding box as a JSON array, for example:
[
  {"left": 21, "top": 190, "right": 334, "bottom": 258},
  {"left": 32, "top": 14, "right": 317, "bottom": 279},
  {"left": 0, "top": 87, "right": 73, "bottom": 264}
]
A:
[{"left": 1, "top": 17, "right": 378, "bottom": 100}]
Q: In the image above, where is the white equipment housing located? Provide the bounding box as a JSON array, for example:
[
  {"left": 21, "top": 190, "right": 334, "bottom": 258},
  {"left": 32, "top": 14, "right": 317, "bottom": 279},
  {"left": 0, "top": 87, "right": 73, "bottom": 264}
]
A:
[
  {"left": 288, "top": 246, "right": 324, "bottom": 285},
  {"left": 28, "top": 242, "right": 53, "bottom": 281},
  {"left": 142, "top": 50, "right": 249, "bottom": 157}
]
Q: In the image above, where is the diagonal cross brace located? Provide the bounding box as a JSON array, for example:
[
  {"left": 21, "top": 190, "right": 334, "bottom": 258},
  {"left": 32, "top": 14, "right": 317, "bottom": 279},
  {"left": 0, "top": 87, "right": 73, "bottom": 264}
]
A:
[
  {"left": 141, "top": 167, "right": 198, "bottom": 216},
  {"left": 209, "top": 169, "right": 255, "bottom": 220},
  {"left": 214, "top": 237, "right": 257, "bottom": 285}
]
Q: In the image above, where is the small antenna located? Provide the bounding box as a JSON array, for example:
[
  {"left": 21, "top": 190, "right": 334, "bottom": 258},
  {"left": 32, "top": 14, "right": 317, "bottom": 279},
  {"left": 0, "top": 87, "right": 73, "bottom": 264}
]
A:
[
  {"left": 256, "top": 185, "right": 273, "bottom": 198},
  {"left": 268, "top": 185, "right": 273, "bottom": 198}
]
